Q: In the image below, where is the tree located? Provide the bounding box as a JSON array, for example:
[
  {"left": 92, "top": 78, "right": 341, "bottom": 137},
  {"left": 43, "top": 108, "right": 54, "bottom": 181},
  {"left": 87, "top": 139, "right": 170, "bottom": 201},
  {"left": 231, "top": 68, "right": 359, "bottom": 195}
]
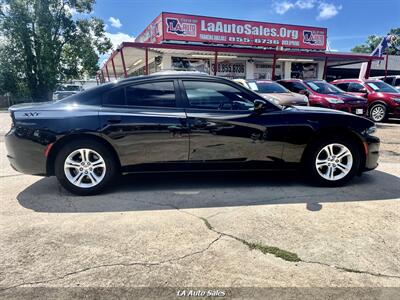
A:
[
  {"left": 351, "top": 28, "right": 400, "bottom": 55},
  {"left": 0, "top": 0, "right": 112, "bottom": 101}
]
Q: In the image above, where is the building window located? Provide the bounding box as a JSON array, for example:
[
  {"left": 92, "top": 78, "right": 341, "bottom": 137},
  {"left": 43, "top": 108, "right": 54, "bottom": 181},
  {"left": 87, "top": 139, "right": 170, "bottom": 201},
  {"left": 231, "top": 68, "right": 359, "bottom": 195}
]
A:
[{"left": 291, "top": 63, "right": 318, "bottom": 79}]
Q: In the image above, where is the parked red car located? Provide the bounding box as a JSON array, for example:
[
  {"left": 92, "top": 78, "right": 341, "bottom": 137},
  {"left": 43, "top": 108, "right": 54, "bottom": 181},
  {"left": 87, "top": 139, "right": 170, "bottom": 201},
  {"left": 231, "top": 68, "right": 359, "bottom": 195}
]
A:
[
  {"left": 278, "top": 79, "right": 368, "bottom": 116},
  {"left": 331, "top": 79, "right": 400, "bottom": 122}
]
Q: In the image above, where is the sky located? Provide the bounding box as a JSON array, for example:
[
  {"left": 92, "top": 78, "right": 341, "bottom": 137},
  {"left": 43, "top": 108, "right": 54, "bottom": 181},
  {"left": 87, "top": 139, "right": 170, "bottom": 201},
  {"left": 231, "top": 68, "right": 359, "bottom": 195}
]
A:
[{"left": 91, "top": 0, "right": 400, "bottom": 57}]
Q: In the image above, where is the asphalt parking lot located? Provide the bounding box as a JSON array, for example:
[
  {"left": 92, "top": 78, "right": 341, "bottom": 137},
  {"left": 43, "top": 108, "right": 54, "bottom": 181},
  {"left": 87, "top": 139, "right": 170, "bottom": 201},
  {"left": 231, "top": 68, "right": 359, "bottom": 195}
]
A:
[{"left": 0, "top": 111, "right": 399, "bottom": 297}]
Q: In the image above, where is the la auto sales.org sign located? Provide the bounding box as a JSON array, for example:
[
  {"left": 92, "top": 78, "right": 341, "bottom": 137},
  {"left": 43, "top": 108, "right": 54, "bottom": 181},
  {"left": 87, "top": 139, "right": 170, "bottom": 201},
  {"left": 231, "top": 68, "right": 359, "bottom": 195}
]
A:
[{"left": 162, "top": 13, "right": 327, "bottom": 51}]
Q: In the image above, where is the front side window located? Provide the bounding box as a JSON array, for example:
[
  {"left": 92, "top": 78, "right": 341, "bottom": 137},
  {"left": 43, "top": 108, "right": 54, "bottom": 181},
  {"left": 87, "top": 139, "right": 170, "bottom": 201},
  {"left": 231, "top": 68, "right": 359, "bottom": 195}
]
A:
[
  {"left": 348, "top": 83, "right": 366, "bottom": 93},
  {"left": 126, "top": 81, "right": 176, "bottom": 107},
  {"left": 335, "top": 83, "right": 350, "bottom": 91},
  {"left": 183, "top": 81, "right": 255, "bottom": 110},
  {"left": 395, "top": 78, "right": 400, "bottom": 86}
]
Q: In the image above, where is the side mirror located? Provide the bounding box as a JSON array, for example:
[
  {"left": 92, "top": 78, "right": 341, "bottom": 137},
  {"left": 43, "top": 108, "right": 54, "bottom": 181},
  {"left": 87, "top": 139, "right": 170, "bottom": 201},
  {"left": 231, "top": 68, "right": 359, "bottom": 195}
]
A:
[
  {"left": 254, "top": 99, "right": 267, "bottom": 112},
  {"left": 359, "top": 88, "right": 368, "bottom": 93},
  {"left": 299, "top": 90, "right": 309, "bottom": 96}
]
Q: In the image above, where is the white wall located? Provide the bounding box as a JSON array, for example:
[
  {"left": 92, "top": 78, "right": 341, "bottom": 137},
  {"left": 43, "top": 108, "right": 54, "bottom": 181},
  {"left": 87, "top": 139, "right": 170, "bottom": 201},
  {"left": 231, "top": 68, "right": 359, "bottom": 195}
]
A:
[
  {"left": 284, "top": 62, "right": 292, "bottom": 79},
  {"left": 245, "top": 60, "right": 255, "bottom": 79},
  {"left": 160, "top": 54, "right": 172, "bottom": 70},
  {"left": 317, "top": 61, "right": 325, "bottom": 79}
]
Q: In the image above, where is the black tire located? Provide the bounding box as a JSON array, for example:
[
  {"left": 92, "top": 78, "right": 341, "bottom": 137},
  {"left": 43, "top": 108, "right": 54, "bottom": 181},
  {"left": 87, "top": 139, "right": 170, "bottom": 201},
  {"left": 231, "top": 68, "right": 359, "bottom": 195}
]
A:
[
  {"left": 54, "top": 139, "right": 118, "bottom": 195},
  {"left": 304, "top": 137, "right": 361, "bottom": 187},
  {"left": 369, "top": 103, "right": 387, "bottom": 122}
]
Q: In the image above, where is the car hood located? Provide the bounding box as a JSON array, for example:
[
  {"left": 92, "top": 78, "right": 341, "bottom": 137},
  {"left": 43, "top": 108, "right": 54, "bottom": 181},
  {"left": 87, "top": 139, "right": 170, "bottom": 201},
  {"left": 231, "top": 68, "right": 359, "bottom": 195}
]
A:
[
  {"left": 259, "top": 92, "right": 307, "bottom": 105},
  {"left": 373, "top": 92, "right": 400, "bottom": 97},
  {"left": 290, "top": 105, "right": 352, "bottom": 115},
  {"left": 284, "top": 105, "right": 375, "bottom": 130}
]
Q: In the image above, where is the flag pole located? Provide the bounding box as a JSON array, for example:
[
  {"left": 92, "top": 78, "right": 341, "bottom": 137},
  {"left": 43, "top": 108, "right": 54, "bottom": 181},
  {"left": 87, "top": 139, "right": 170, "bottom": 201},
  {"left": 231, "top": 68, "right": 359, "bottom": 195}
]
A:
[{"left": 384, "top": 51, "right": 389, "bottom": 79}]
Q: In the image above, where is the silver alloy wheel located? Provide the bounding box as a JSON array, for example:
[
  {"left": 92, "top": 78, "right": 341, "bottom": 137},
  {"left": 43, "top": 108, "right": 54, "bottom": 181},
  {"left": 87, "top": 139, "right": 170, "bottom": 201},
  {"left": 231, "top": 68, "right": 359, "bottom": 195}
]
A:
[
  {"left": 64, "top": 148, "right": 106, "bottom": 188},
  {"left": 315, "top": 143, "right": 353, "bottom": 181},
  {"left": 370, "top": 105, "right": 386, "bottom": 122}
]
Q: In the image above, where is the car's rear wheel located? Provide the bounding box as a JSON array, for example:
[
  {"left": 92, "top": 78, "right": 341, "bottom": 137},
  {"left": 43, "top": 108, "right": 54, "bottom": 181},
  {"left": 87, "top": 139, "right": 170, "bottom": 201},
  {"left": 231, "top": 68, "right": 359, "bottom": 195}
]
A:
[
  {"left": 369, "top": 103, "right": 387, "bottom": 122},
  {"left": 305, "top": 138, "right": 360, "bottom": 186},
  {"left": 55, "top": 140, "right": 117, "bottom": 195}
]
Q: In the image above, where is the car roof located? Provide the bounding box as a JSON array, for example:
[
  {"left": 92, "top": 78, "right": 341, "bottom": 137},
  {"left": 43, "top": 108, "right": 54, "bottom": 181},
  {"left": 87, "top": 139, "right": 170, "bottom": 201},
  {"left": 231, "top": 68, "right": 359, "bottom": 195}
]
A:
[
  {"left": 332, "top": 78, "right": 383, "bottom": 83},
  {"left": 248, "top": 79, "right": 275, "bottom": 83},
  {"left": 117, "top": 73, "right": 215, "bottom": 84},
  {"left": 371, "top": 75, "right": 400, "bottom": 78},
  {"left": 278, "top": 79, "right": 303, "bottom": 82},
  {"left": 90, "top": 73, "right": 248, "bottom": 94},
  {"left": 278, "top": 79, "right": 327, "bottom": 83}
]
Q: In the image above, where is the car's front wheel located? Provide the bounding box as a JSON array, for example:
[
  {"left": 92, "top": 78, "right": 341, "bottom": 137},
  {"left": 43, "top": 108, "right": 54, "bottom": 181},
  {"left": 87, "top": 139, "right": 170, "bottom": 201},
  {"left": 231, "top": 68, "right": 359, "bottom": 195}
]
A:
[
  {"left": 369, "top": 103, "right": 387, "bottom": 122},
  {"left": 305, "top": 138, "right": 360, "bottom": 186},
  {"left": 55, "top": 140, "right": 117, "bottom": 195}
]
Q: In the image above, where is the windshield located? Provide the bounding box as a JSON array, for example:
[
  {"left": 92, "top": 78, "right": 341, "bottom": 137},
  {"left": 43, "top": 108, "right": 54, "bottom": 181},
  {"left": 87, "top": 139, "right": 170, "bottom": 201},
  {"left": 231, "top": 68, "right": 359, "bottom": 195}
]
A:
[
  {"left": 57, "top": 85, "right": 82, "bottom": 92},
  {"left": 248, "top": 81, "right": 290, "bottom": 93},
  {"left": 366, "top": 81, "right": 399, "bottom": 93},
  {"left": 305, "top": 81, "right": 344, "bottom": 94}
]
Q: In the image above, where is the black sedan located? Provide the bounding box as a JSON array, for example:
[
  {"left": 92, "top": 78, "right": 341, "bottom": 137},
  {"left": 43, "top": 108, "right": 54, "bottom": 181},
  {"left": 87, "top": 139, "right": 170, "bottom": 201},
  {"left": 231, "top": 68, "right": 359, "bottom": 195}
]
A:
[{"left": 5, "top": 74, "right": 380, "bottom": 195}]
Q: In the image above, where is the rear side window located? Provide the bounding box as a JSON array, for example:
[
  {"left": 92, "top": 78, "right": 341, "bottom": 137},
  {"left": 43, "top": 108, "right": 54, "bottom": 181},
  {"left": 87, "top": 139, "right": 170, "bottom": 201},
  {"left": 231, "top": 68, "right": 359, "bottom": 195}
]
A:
[
  {"left": 103, "top": 81, "right": 176, "bottom": 107},
  {"left": 104, "top": 88, "right": 125, "bottom": 106},
  {"left": 126, "top": 81, "right": 176, "bottom": 107},
  {"left": 183, "top": 81, "right": 255, "bottom": 110}
]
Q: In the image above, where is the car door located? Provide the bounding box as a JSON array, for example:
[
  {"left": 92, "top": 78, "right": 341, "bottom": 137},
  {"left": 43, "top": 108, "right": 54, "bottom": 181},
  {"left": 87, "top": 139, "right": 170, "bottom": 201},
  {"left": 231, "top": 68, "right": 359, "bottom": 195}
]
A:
[
  {"left": 99, "top": 79, "right": 189, "bottom": 169},
  {"left": 179, "top": 79, "right": 285, "bottom": 166}
]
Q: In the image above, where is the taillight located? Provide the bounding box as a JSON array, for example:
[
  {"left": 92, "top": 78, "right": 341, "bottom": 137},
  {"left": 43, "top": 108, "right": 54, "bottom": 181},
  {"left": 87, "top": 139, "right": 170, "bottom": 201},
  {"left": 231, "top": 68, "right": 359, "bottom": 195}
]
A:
[{"left": 44, "top": 143, "right": 54, "bottom": 157}]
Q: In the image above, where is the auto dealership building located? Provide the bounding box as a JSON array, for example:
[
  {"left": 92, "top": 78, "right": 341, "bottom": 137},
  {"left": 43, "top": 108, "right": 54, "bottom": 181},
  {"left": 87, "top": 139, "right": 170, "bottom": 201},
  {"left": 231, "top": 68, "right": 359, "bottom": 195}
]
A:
[{"left": 97, "top": 12, "right": 384, "bottom": 83}]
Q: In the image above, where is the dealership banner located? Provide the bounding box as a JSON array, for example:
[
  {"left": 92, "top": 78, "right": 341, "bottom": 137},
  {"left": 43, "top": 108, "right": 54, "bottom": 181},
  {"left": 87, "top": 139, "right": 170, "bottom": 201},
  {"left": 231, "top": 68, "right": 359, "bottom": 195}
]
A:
[{"left": 137, "top": 13, "right": 327, "bottom": 51}]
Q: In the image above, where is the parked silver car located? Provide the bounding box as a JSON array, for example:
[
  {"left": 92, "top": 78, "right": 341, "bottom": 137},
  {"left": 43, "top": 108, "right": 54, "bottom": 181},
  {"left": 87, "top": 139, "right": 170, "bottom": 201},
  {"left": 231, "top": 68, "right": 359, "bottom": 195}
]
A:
[
  {"left": 234, "top": 79, "right": 309, "bottom": 106},
  {"left": 53, "top": 84, "right": 84, "bottom": 100}
]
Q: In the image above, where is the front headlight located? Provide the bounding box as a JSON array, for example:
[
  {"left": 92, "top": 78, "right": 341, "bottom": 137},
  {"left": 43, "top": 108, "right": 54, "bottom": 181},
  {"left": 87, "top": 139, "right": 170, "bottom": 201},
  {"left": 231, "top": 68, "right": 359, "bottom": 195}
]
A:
[
  {"left": 391, "top": 97, "right": 400, "bottom": 104},
  {"left": 365, "top": 126, "right": 377, "bottom": 135},
  {"left": 326, "top": 97, "right": 344, "bottom": 104}
]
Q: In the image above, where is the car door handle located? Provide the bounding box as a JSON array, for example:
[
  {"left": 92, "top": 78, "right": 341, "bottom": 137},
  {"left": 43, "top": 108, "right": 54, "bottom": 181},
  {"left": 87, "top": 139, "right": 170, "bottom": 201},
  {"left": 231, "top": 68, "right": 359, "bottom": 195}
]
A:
[{"left": 106, "top": 117, "right": 122, "bottom": 124}]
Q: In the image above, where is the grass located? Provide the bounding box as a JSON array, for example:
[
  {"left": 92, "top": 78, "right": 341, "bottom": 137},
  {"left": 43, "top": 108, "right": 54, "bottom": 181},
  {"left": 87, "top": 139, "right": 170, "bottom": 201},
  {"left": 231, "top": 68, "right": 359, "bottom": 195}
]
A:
[
  {"left": 200, "top": 217, "right": 214, "bottom": 230},
  {"left": 199, "top": 215, "right": 301, "bottom": 262},
  {"left": 341, "top": 267, "right": 364, "bottom": 274},
  {"left": 243, "top": 240, "right": 301, "bottom": 262}
]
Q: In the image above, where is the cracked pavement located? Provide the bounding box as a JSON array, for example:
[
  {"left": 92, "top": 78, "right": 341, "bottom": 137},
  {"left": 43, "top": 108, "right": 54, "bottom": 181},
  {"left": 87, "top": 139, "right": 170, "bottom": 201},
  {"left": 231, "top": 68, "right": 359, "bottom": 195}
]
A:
[{"left": 0, "top": 112, "right": 400, "bottom": 297}]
